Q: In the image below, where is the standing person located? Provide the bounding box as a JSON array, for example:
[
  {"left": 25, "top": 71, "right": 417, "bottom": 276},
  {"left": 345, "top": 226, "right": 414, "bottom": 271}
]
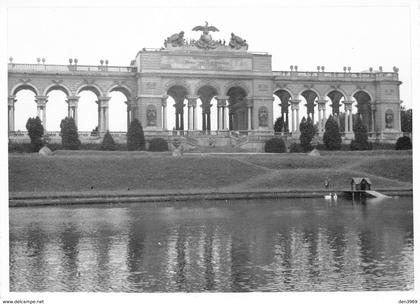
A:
[{"left": 324, "top": 176, "right": 331, "bottom": 189}]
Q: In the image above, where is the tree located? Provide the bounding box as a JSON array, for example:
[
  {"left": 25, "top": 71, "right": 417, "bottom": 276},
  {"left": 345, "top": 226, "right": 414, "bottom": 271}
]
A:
[
  {"left": 101, "top": 131, "right": 116, "bottom": 151},
  {"left": 274, "top": 116, "right": 285, "bottom": 132},
  {"left": 25, "top": 117, "right": 44, "bottom": 152},
  {"left": 60, "top": 117, "right": 81, "bottom": 150},
  {"left": 400, "top": 106, "right": 412, "bottom": 133},
  {"left": 299, "top": 117, "right": 316, "bottom": 152},
  {"left": 127, "top": 119, "right": 145, "bottom": 151},
  {"left": 323, "top": 115, "right": 341, "bottom": 150},
  {"left": 350, "top": 116, "right": 372, "bottom": 150}
]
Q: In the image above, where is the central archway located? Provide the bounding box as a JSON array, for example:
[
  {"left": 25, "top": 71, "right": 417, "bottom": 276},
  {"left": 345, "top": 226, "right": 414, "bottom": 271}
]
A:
[
  {"left": 227, "top": 86, "right": 248, "bottom": 130},
  {"left": 197, "top": 85, "right": 218, "bottom": 132}
]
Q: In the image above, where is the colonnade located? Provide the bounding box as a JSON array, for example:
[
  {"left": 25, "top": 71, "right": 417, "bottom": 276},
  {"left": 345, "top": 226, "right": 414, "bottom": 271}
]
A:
[
  {"left": 161, "top": 95, "right": 231, "bottom": 131},
  {"left": 7, "top": 93, "right": 136, "bottom": 133},
  {"left": 287, "top": 98, "right": 355, "bottom": 134}
]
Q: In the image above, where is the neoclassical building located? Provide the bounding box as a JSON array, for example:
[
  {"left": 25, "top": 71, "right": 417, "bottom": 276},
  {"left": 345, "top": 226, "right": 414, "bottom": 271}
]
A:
[{"left": 8, "top": 23, "right": 403, "bottom": 150}]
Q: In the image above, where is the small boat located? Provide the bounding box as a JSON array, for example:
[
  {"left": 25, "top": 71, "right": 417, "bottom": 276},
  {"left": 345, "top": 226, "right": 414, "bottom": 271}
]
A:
[{"left": 324, "top": 193, "right": 332, "bottom": 199}]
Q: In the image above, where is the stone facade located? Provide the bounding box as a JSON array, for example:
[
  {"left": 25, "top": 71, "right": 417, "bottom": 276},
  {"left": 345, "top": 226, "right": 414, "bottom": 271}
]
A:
[{"left": 8, "top": 25, "right": 403, "bottom": 148}]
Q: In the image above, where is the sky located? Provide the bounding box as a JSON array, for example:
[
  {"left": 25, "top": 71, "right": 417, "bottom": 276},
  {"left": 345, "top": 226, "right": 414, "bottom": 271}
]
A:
[{"left": 5, "top": 2, "right": 415, "bottom": 132}]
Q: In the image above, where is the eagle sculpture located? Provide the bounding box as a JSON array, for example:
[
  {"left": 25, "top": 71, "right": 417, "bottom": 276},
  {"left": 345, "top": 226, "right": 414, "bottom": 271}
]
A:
[{"left": 192, "top": 21, "right": 219, "bottom": 34}]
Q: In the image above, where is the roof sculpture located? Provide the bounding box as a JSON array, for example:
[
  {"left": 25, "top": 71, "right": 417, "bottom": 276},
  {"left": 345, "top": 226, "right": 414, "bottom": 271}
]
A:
[{"left": 164, "top": 22, "right": 248, "bottom": 51}]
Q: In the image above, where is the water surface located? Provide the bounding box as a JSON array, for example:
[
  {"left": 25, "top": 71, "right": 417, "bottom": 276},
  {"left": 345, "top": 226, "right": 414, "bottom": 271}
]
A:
[{"left": 9, "top": 197, "right": 413, "bottom": 292}]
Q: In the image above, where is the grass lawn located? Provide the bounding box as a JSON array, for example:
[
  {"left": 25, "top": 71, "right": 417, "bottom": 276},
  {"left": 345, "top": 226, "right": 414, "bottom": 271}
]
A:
[{"left": 9, "top": 150, "right": 412, "bottom": 195}]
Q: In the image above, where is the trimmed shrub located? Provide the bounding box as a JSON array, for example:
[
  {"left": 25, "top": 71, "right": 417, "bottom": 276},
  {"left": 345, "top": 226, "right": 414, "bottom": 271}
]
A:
[
  {"left": 299, "top": 117, "right": 316, "bottom": 152},
  {"left": 289, "top": 142, "right": 303, "bottom": 153},
  {"left": 350, "top": 116, "right": 372, "bottom": 150},
  {"left": 149, "top": 138, "right": 169, "bottom": 152},
  {"left": 323, "top": 115, "right": 341, "bottom": 150},
  {"left": 101, "top": 131, "right": 116, "bottom": 151},
  {"left": 60, "top": 117, "right": 81, "bottom": 150},
  {"left": 401, "top": 107, "right": 412, "bottom": 133},
  {"left": 265, "top": 137, "right": 286, "bottom": 153},
  {"left": 395, "top": 136, "right": 412, "bottom": 150},
  {"left": 127, "top": 119, "right": 145, "bottom": 151},
  {"left": 25, "top": 117, "right": 44, "bottom": 152}
]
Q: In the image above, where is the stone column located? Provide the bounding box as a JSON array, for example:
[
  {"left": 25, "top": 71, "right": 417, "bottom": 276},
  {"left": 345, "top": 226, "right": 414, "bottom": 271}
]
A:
[
  {"left": 370, "top": 104, "right": 376, "bottom": 132},
  {"left": 316, "top": 99, "right": 327, "bottom": 133},
  {"left": 8, "top": 95, "right": 16, "bottom": 133},
  {"left": 97, "top": 97, "right": 110, "bottom": 133},
  {"left": 217, "top": 96, "right": 228, "bottom": 130},
  {"left": 245, "top": 99, "right": 253, "bottom": 131},
  {"left": 187, "top": 97, "right": 197, "bottom": 131},
  {"left": 290, "top": 99, "right": 301, "bottom": 135},
  {"left": 66, "top": 96, "right": 79, "bottom": 128},
  {"left": 161, "top": 98, "right": 167, "bottom": 130},
  {"left": 193, "top": 102, "right": 197, "bottom": 130},
  {"left": 35, "top": 95, "right": 48, "bottom": 130}
]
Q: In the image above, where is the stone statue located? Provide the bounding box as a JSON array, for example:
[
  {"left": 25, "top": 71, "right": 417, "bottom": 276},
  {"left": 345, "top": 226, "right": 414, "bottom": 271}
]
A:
[
  {"left": 164, "top": 31, "right": 185, "bottom": 47},
  {"left": 146, "top": 105, "right": 157, "bottom": 126},
  {"left": 385, "top": 111, "right": 394, "bottom": 129},
  {"left": 229, "top": 33, "right": 248, "bottom": 50},
  {"left": 258, "top": 106, "right": 269, "bottom": 127}
]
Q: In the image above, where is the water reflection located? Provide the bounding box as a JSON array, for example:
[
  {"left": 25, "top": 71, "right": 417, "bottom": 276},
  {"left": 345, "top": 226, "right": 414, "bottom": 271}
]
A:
[{"left": 10, "top": 197, "right": 413, "bottom": 292}]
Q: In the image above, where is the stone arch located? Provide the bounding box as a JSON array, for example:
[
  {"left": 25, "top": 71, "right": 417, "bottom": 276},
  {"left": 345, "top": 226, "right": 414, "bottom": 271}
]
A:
[
  {"left": 350, "top": 89, "right": 374, "bottom": 103},
  {"left": 323, "top": 87, "right": 349, "bottom": 101},
  {"left": 353, "top": 90, "right": 373, "bottom": 131},
  {"left": 273, "top": 86, "right": 295, "bottom": 99},
  {"left": 273, "top": 89, "right": 292, "bottom": 132},
  {"left": 108, "top": 84, "right": 132, "bottom": 99},
  {"left": 11, "top": 83, "right": 40, "bottom": 96},
  {"left": 223, "top": 80, "right": 250, "bottom": 97},
  {"left": 163, "top": 79, "right": 192, "bottom": 96},
  {"left": 297, "top": 87, "right": 321, "bottom": 99},
  {"left": 43, "top": 83, "right": 72, "bottom": 96},
  {"left": 194, "top": 80, "right": 221, "bottom": 96},
  {"left": 76, "top": 84, "right": 104, "bottom": 97}
]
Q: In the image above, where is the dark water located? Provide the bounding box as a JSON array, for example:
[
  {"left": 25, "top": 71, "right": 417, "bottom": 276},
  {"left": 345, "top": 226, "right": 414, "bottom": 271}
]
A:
[{"left": 9, "top": 197, "right": 413, "bottom": 292}]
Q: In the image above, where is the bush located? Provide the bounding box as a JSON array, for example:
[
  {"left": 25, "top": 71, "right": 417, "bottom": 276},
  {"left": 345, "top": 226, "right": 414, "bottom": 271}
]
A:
[
  {"left": 127, "top": 119, "right": 145, "bottom": 151},
  {"left": 25, "top": 117, "right": 44, "bottom": 152},
  {"left": 60, "top": 117, "right": 81, "bottom": 150},
  {"left": 299, "top": 117, "right": 316, "bottom": 152},
  {"left": 350, "top": 116, "right": 372, "bottom": 150},
  {"left": 289, "top": 142, "right": 303, "bottom": 153},
  {"left": 149, "top": 138, "right": 169, "bottom": 152},
  {"left": 265, "top": 137, "right": 286, "bottom": 153},
  {"left": 395, "top": 136, "right": 412, "bottom": 150},
  {"left": 323, "top": 115, "right": 341, "bottom": 150},
  {"left": 101, "top": 131, "right": 116, "bottom": 151}
]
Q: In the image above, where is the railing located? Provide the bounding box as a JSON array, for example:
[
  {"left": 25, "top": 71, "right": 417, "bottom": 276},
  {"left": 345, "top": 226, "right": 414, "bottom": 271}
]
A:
[
  {"left": 8, "top": 63, "right": 136, "bottom": 73},
  {"left": 273, "top": 70, "right": 398, "bottom": 81}
]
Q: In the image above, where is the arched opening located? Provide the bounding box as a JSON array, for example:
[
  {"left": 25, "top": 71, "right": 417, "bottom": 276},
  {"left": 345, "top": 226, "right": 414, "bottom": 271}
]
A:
[
  {"left": 273, "top": 89, "right": 291, "bottom": 132},
  {"left": 197, "top": 86, "right": 218, "bottom": 132},
  {"left": 77, "top": 89, "right": 100, "bottom": 132},
  {"left": 45, "top": 86, "right": 69, "bottom": 131},
  {"left": 326, "top": 90, "right": 346, "bottom": 133},
  {"left": 167, "top": 85, "right": 188, "bottom": 131},
  {"left": 108, "top": 90, "right": 128, "bottom": 132},
  {"left": 13, "top": 87, "right": 37, "bottom": 132},
  {"left": 227, "top": 86, "right": 248, "bottom": 131},
  {"left": 353, "top": 91, "right": 372, "bottom": 132},
  {"left": 300, "top": 90, "right": 319, "bottom": 123}
]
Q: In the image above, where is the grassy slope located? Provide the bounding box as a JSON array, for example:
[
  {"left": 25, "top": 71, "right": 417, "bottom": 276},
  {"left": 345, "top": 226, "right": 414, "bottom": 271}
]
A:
[{"left": 9, "top": 150, "right": 412, "bottom": 194}]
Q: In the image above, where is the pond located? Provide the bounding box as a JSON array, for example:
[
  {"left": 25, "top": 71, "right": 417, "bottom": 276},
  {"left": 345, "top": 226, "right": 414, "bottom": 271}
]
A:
[{"left": 9, "top": 197, "right": 413, "bottom": 292}]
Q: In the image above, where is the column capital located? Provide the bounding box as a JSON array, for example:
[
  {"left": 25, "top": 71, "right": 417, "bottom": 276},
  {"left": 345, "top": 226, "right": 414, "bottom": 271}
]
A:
[
  {"left": 186, "top": 95, "right": 199, "bottom": 100},
  {"left": 371, "top": 104, "right": 377, "bottom": 111},
  {"left": 35, "top": 95, "right": 48, "bottom": 105},
  {"left": 188, "top": 99, "right": 197, "bottom": 107},
  {"left": 342, "top": 99, "right": 354, "bottom": 106},
  {"left": 97, "top": 96, "right": 111, "bottom": 107},
  {"left": 216, "top": 95, "right": 229, "bottom": 101},
  {"left": 245, "top": 99, "right": 253, "bottom": 108},
  {"left": 66, "top": 95, "right": 79, "bottom": 106},
  {"left": 217, "top": 99, "right": 227, "bottom": 107},
  {"left": 316, "top": 99, "right": 328, "bottom": 105},
  {"left": 161, "top": 99, "right": 167, "bottom": 107},
  {"left": 8, "top": 95, "right": 16, "bottom": 106},
  {"left": 290, "top": 99, "right": 301, "bottom": 104}
]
